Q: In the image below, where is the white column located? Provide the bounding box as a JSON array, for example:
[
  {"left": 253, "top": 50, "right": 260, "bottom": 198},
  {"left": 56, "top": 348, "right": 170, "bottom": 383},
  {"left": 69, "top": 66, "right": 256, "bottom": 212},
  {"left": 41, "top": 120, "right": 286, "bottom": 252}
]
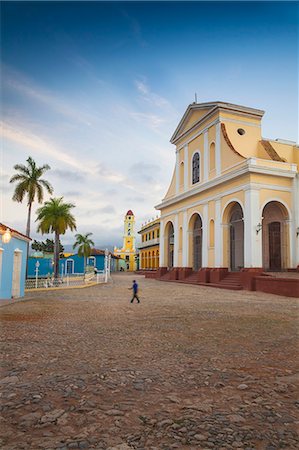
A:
[
  {"left": 159, "top": 219, "right": 165, "bottom": 266},
  {"left": 215, "top": 122, "right": 221, "bottom": 176},
  {"left": 214, "top": 198, "right": 223, "bottom": 267},
  {"left": 173, "top": 215, "right": 179, "bottom": 267},
  {"left": 203, "top": 131, "right": 209, "bottom": 182},
  {"left": 182, "top": 210, "right": 188, "bottom": 266},
  {"left": 175, "top": 149, "right": 180, "bottom": 194},
  {"left": 244, "top": 189, "right": 263, "bottom": 267},
  {"left": 202, "top": 204, "right": 208, "bottom": 267},
  {"left": 292, "top": 175, "right": 299, "bottom": 267},
  {"left": 184, "top": 145, "right": 189, "bottom": 191}
]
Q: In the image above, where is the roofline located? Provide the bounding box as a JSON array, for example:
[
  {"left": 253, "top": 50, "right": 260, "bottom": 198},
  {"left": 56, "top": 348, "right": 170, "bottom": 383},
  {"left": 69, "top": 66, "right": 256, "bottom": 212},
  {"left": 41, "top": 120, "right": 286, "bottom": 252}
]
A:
[
  {"left": 0, "top": 223, "right": 31, "bottom": 242},
  {"left": 171, "top": 101, "right": 265, "bottom": 144}
]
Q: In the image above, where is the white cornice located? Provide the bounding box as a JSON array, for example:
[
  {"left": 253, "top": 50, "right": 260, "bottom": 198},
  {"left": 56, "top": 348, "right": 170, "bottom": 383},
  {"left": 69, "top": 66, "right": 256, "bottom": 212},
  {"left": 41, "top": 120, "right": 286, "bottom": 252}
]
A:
[
  {"left": 171, "top": 102, "right": 264, "bottom": 145},
  {"left": 155, "top": 160, "right": 297, "bottom": 210}
]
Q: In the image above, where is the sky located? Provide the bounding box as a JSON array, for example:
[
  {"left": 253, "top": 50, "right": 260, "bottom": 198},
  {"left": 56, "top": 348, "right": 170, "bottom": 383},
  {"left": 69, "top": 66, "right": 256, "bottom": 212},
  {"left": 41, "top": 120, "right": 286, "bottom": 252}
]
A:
[{"left": 1, "top": 0, "right": 298, "bottom": 249}]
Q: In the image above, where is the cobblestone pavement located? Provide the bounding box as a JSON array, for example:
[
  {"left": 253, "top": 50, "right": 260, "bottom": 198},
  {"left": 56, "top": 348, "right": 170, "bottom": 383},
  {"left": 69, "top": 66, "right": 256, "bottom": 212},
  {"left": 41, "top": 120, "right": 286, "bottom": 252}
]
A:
[{"left": 1, "top": 273, "right": 298, "bottom": 450}]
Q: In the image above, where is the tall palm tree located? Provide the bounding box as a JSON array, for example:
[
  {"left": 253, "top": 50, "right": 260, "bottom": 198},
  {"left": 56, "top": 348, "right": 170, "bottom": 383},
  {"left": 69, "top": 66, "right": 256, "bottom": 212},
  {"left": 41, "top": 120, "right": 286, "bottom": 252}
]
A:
[
  {"left": 73, "top": 233, "right": 95, "bottom": 273},
  {"left": 36, "top": 197, "right": 76, "bottom": 279},
  {"left": 10, "top": 156, "right": 53, "bottom": 238}
]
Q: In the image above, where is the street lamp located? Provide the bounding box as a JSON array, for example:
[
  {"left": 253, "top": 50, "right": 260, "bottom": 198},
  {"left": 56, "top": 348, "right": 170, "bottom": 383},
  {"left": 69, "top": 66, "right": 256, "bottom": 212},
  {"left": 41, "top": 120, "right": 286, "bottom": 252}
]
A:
[{"left": 2, "top": 228, "right": 12, "bottom": 244}]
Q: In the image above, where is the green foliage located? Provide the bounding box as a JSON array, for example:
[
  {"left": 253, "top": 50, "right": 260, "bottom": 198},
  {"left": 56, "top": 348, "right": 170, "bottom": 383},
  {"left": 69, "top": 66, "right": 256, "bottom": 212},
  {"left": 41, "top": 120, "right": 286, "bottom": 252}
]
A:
[
  {"left": 36, "top": 197, "right": 76, "bottom": 278},
  {"left": 31, "top": 238, "right": 64, "bottom": 254},
  {"left": 73, "top": 232, "right": 95, "bottom": 259},
  {"left": 36, "top": 197, "right": 76, "bottom": 235},
  {"left": 9, "top": 156, "right": 53, "bottom": 237}
]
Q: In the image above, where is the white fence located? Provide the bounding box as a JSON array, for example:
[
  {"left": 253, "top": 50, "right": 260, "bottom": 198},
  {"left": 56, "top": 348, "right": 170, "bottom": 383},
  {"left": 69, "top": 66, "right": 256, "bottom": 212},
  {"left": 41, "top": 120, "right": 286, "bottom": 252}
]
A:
[{"left": 25, "top": 270, "right": 110, "bottom": 291}]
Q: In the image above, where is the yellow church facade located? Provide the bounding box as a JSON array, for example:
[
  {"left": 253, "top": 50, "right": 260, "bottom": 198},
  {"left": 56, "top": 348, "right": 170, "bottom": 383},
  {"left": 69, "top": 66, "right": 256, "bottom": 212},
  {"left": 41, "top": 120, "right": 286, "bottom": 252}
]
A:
[
  {"left": 114, "top": 210, "right": 137, "bottom": 271},
  {"left": 156, "top": 101, "right": 299, "bottom": 274}
]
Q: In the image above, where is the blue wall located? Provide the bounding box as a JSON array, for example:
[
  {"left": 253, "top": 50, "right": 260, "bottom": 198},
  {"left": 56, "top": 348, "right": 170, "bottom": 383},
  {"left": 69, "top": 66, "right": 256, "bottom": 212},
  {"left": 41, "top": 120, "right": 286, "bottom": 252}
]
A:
[
  {"left": 0, "top": 236, "right": 28, "bottom": 300},
  {"left": 28, "top": 253, "right": 119, "bottom": 278}
]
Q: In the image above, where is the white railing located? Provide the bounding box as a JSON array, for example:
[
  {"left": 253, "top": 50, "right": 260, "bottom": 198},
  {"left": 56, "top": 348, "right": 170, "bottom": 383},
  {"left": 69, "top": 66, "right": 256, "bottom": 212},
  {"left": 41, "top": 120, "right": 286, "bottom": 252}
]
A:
[
  {"left": 25, "top": 270, "right": 107, "bottom": 291},
  {"left": 138, "top": 238, "right": 160, "bottom": 249}
]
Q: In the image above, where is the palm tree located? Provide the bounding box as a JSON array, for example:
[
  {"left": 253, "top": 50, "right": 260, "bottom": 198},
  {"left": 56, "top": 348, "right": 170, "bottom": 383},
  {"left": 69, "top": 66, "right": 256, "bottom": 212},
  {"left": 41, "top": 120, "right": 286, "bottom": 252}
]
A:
[
  {"left": 36, "top": 197, "right": 76, "bottom": 279},
  {"left": 10, "top": 156, "right": 53, "bottom": 238},
  {"left": 73, "top": 233, "right": 95, "bottom": 273}
]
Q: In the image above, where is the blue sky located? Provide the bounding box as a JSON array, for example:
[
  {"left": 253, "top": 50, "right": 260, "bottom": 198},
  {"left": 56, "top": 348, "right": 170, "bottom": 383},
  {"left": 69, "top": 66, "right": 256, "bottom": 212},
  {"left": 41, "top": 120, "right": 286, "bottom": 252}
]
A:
[{"left": 1, "top": 1, "right": 298, "bottom": 248}]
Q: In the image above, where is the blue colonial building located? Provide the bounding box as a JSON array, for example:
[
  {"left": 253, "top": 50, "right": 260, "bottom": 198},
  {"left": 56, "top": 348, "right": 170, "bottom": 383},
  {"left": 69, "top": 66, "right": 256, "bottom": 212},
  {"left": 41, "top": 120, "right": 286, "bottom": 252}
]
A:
[
  {"left": 27, "top": 248, "right": 125, "bottom": 278},
  {"left": 0, "top": 223, "right": 31, "bottom": 300}
]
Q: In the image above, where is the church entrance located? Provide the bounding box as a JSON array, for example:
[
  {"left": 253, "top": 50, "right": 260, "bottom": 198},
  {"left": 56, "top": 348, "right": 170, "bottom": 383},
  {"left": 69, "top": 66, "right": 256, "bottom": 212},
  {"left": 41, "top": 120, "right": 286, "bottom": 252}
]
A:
[
  {"left": 262, "top": 201, "right": 289, "bottom": 271},
  {"left": 268, "top": 222, "right": 281, "bottom": 270},
  {"left": 166, "top": 222, "right": 174, "bottom": 269},
  {"left": 229, "top": 203, "right": 244, "bottom": 271},
  {"left": 193, "top": 215, "right": 202, "bottom": 271}
]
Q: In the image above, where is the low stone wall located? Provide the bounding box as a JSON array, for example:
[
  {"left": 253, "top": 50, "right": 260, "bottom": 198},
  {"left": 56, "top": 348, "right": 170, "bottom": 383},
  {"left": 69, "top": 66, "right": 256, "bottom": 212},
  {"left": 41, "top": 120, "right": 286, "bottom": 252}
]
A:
[{"left": 255, "top": 276, "right": 299, "bottom": 298}]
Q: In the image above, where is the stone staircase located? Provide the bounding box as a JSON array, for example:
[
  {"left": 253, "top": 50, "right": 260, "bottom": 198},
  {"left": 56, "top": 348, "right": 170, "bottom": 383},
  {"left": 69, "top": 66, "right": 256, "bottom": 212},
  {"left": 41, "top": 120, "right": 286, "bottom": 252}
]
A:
[{"left": 210, "top": 272, "right": 243, "bottom": 290}]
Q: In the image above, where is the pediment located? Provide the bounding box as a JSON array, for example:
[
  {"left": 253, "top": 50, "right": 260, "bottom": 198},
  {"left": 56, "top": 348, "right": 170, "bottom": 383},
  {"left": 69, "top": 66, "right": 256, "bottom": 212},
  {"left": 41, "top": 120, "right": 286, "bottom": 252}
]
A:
[{"left": 171, "top": 104, "right": 218, "bottom": 144}]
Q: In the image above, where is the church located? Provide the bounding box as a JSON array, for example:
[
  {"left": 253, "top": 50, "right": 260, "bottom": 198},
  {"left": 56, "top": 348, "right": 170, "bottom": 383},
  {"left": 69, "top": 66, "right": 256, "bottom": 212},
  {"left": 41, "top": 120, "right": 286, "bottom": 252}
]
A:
[
  {"left": 155, "top": 101, "right": 299, "bottom": 280},
  {"left": 114, "top": 210, "right": 137, "bottom": 271}
]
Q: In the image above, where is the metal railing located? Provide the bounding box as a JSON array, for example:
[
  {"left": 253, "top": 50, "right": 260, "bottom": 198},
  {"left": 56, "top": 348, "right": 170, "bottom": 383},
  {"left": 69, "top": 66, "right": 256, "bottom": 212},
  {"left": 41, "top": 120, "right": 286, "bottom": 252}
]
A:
[{"left": 25, "top": 270, "right": 108, "bottom": 291}]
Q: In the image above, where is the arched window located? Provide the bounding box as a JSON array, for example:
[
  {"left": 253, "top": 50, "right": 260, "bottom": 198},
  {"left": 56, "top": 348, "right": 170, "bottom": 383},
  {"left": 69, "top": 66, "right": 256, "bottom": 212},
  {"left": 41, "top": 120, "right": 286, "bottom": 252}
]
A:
[
  {"left": 209, "top": 219, "right": 215, "bottom": 247},
  {"left": 192, "top": 152, "right": 200, "bottom": 184},
  {"left": 180, "top": 161, "right": 184, "bottom": 188},
  {"left": 209, "top": 143, "right": 215, "bottom": 172}
]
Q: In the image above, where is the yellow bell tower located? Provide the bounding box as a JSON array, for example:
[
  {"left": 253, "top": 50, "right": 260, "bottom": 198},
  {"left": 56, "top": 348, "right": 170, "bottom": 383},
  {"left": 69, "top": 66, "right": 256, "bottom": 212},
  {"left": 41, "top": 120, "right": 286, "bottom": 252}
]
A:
[{"left": 114, "top": 210, "right": 137, "bottom": 271}]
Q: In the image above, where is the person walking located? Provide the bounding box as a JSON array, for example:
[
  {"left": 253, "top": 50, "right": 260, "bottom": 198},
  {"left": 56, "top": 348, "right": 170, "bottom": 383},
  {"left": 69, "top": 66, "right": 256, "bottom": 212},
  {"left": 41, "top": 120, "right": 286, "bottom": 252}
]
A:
[{"left": 129, "top": 279, "right": 140, "bottom": 303}]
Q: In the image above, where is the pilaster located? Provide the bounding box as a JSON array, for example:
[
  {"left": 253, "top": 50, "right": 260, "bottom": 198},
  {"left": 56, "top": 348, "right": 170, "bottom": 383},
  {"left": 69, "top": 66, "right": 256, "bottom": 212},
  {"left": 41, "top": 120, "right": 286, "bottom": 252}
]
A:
[
  {"left": 203, "top": 131, "right": 209, "bottom": 182},
  {"left": 215, "top": 122, "right": 221, "bottom": 176},
  {"left": 202, "top": 203, "right": 208, "bottom": 266},
  {"left": 244, "top": 189, "right": 262, "bottom": 267},
  {"left": 173, "top": 215, "right": 179, "bottom": 267},
  {"left": 214, "top": 198, "right": 222, "bottom": 267}
]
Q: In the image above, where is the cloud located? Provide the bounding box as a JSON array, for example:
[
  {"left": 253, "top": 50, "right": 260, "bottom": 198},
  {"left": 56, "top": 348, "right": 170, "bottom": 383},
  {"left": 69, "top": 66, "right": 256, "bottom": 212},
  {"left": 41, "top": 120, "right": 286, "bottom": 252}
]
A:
[
  {"left": 3, "top": 66, "right": 95, "bottom": 126},
  {"left": 1, "top": 120, "right": 94, "bottom": 174},
  {"left": 79, "top": 205, "right": 116, "bottom": 217},
  {"left": 135, "top": 79, "right": 172, "bottom": 109},
  {"left": 129, "top": 112, "right": 166, "bottom": 129},
  {"left": 51, "top": 169, "right": 85, "bottom": 182},
  {"left": 61, "top": 191, "right": 83, "bottom": 197},
  {"left": 129, "top": 161, "right": 161, "bottom": 183}
]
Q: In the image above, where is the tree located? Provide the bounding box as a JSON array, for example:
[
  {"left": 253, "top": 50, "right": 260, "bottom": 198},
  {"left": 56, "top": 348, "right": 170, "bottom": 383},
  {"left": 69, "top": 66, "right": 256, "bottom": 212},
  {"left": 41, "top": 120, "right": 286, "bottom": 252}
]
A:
[
  {"left": 31, "top": 238, "right": 64, "bottom": 254},
  {"left": 10, "top": 156, "right": 53, "bottom": 238},
  {"left": 73, "top": 233, "right": 95, "bottom": 273},
  {"left": 36, "top": 197, "right": 76, "bottom": 279}
]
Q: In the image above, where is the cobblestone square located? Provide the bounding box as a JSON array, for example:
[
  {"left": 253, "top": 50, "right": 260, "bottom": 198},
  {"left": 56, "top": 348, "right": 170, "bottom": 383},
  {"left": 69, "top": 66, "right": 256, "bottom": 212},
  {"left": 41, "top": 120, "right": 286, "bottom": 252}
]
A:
[{"left": 1, "top": 274, "right": 298, "bottom": 450}]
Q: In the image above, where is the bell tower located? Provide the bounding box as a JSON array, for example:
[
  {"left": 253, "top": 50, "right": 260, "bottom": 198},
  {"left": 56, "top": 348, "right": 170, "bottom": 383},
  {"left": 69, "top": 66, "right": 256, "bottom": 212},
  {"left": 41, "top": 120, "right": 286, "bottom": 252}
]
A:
[
  {"left": 114, "top": 210, "right": 137, "bottom": 271},
  {"left": 123, "top": 210, "right": 135, "bottom": 251}
]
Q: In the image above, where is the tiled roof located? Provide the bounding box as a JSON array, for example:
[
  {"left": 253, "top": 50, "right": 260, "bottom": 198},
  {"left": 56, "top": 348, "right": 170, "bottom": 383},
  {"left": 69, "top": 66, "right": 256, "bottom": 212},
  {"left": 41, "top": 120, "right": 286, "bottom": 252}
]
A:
[
  {"left": 260, "top": 140, "right": 286, "bottom": 162},
  {"left": 0, "top": 223, "right": 31, "bottom": 242}
]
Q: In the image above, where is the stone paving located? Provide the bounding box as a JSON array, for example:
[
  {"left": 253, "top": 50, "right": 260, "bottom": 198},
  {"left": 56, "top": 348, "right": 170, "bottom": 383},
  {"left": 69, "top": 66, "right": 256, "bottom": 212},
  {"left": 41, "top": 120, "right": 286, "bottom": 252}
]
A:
[{"left": 0, "top": 273, "right": 298, "bottom": 450}]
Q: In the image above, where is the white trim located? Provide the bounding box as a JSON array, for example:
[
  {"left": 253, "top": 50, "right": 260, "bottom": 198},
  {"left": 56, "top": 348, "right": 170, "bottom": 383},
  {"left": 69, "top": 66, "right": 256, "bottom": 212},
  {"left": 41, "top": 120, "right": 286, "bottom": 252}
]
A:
[
  {"left": 156, "top": 158, "right": 296, "bottom": 210},
  {"left": 182, "top": 211, "right": 188, "bottom": 266},
  {"left": 159, "top": 219, "right": 164, "bottom": 266},
  {"left": 294, "top": 175, "right": 299, "bottom": 267},
  {"left": 244, "top": 189, "right": 262, "bottom": 267},
  {"left": 215, "top": 199, "right": 222, "bottom": 267},
  {"left": 260, "top": 198, "right": 293, "bottom": 269},
  {"left": 159, "top": 182, "right": 293, "bottom": 221},
  {"left": 190, "top": 149, "right": 201, "bottom": 186},
  {"left": 203, "top": 131, "right": 209, "bottom": 181},
  {"left": 219, "top": 116, "right": 261, "bottom": 128},
  {"left": 175, "top": 118, "right": 219, "bottom": 150},
  {"left": 202, "top": 204, "right": 208, "bottom": 267},
  {"left": 184, "top": 145, "right": 189, "bottom": 191},
  {"left": 215, "top": 122, "right": 221, "bottom": 176},
  {"left": 173, "top": 215, "right": 179, "bottom": 267},
  {"left": 65, "top": 258, "right": 75, "bottom": 275},
  {"left": 175, "top": 150, "right": 179, "bottom": 194},
  {"left": 221, "top": 198, "right": 245, "bottom": 222},
  {"left": 260, "top": 198, "right": 292, "bottom": 221}
]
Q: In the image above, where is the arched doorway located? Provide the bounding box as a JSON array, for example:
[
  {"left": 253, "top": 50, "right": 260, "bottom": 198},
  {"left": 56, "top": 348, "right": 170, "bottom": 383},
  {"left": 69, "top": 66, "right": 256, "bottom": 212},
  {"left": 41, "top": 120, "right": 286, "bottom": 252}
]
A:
[
  {"left": 188, "top": 214, "right": 202, "bottom": 271},
  {"left": 165, "top": 222, "right": 174, "bottom": 269},
  {"left": 229, "top": 203, "right": 244, "bottom": 271},
  {"left": 262, "top": 201, "right": 289, "bottom": 271}
]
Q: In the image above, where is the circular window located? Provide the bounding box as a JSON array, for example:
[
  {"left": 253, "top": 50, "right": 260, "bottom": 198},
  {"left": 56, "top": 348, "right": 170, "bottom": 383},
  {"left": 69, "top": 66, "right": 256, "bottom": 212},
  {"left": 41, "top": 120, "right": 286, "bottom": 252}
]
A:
[{"left": 237, "top": 128, "right": 245, "bottom": 135}]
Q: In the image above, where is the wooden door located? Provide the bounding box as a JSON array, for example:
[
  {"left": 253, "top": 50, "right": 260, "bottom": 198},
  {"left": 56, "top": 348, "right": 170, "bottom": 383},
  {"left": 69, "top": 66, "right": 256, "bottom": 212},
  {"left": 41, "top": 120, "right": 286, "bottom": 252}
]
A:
[{"left": 269, "top": 222, "right": 281, "bottom": 270}]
